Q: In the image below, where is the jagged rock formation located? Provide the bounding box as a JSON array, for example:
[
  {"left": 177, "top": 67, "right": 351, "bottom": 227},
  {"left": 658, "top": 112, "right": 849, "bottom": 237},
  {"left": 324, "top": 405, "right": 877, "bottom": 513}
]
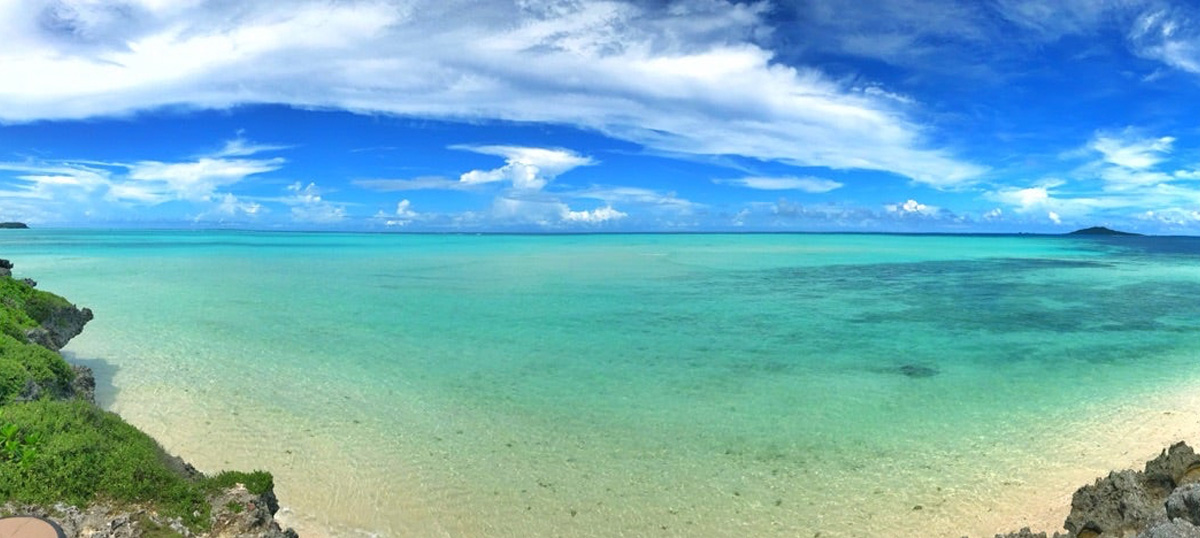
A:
[
  {"left": 24, "top": 302, "right": 93, "bottom": 352},
  {"left": 994, "top": 442, "right": 1200, "bottom": 538}
]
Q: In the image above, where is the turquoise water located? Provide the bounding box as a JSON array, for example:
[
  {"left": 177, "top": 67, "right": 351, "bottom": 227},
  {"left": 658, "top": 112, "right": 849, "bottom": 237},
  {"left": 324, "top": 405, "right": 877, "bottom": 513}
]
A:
[{"left": 4, "top": 231, "right": 1200, "bottom": 537}]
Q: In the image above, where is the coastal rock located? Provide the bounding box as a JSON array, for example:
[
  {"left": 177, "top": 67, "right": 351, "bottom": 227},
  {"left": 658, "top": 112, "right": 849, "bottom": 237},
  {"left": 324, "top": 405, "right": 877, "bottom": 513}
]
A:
[
  {"left": 208, "top": 484, "right": 297, "bottom": 538},
  {"left": 1135, "top": 520, "right": 1200, "bottom": 538},
  {"left": 69, "top": 364, "right": 96, "bottom": 403},
  {"left": 993, "top": 526, "right": 1067, "bottom": 538},
  {"left": 0, "top": 259, "right": 11, "bottom": 278},
  {"left": 25, "top": 303, "right": 94, "bottom": 351},
  {"left": 1167, "top": 484, "right": 1200, "bottom": 526},
  {"left": 3, "top": 481, "right": 298, "bottom": 538},
  {"left": 1144, "top": 443, "right": 1200, "bottom": 494},
  {"left": 1064, "top": 470, "right": 1165, "bottom": 537}
]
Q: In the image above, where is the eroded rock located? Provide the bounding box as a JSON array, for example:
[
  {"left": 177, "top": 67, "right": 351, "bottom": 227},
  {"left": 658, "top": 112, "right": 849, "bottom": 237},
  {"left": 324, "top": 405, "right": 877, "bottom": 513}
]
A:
[
  {"left": 1167, "top": 484, "right": 1200, "bottom": 527},
  {"left": 1136, "top": 519, "right": 1200, "bottom": 538},
  {"left": 25, "top": 304, "right": 94, "bottom": 352},
  {"left": 1065, "top": 469, "right": 1165, "bottom": 537}
]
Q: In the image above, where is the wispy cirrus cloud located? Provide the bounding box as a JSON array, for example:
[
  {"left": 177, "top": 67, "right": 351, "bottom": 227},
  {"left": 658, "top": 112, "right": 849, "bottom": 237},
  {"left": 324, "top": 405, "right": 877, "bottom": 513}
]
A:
[
  {"left": 715, "top": 176, "right": 843, "bottom": 193},
  {"left": 0, "top": 135, "right": 286, "bottom": 221},
  {"left": 0, "top": 0, "right": 983, "bottom": 187}
]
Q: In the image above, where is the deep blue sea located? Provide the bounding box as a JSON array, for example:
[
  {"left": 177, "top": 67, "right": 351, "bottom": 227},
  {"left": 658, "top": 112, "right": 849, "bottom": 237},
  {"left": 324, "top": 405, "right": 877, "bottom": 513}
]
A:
[{"left": 4, "top": 230, "right": 1200, "bottom": 537}]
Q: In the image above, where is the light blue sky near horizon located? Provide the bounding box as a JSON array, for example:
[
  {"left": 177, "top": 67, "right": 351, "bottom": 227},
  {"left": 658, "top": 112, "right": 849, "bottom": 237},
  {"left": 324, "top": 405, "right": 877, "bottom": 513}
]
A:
[{"left": 6, "top": 1, "right": 1200, "bottom": 233}]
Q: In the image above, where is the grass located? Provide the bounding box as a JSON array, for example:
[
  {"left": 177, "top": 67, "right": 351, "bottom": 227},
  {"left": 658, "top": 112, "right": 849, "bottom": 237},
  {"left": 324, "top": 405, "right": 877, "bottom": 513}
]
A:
[
  {"left": 0, "top": 399, "right": 211, "bottom": 527},
  {"left": 0, "top": 274, "right": 277, "bottom": 531}
]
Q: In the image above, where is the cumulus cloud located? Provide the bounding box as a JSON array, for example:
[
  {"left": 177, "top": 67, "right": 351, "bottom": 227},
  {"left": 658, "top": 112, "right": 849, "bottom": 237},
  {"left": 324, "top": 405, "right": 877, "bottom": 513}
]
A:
[
  {"left": 284, "top": 182, "right": 346, "bottom": 223},
  {"left": 885, "top": 199, "right": 938, "bottom": 215},
  {"left": 376, "top": 199, "right": 419, "bottom": 226},
  {"left": 715, "top": 176, "right": 843, "bottom": 192},
  {"left": 0, "top": 0, "right": 982, "bottom": 186},
  {"left": 561, "top": 205, "right": 627, "bottom": 224}
]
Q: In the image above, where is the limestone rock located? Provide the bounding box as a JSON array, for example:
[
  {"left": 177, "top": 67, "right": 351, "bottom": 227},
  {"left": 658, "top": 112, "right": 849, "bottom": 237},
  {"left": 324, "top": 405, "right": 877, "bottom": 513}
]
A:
[
  {"left": 1064, "top": 470, "right": 1165, "bottom": 537},
  {"left": 1145, "top": 443, "right": 1200, "bottom": 496},
  {"left": 994, "top": 526, "right": 1068, "bottom": 538},
  {"left": 208, "top": 484, "right": 297, "bottom": 538},
  {"left": 69, "top": 364, "right": 96, "bottom": 403},
  {"left": 1136, "top": 520, "right": 1200, "bottom": 538},
  {"left": 25, "top": 304, "right": 93, "bottom": 352},
  {"left": 1167, "top": 484, "right": 1200, "bottom": 526}
]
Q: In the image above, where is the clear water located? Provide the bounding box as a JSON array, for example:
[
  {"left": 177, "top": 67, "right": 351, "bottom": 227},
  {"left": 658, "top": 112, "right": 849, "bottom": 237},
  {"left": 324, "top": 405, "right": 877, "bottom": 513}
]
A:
[{"left": 4, "top": 230, "right": 1200, "bottom": 537}]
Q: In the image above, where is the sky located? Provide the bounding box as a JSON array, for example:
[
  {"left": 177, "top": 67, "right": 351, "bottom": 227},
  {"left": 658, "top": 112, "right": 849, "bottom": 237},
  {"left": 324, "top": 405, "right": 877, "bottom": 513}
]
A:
[{"left": 7, "top": 1, "right": 1200, "bottom": 233}]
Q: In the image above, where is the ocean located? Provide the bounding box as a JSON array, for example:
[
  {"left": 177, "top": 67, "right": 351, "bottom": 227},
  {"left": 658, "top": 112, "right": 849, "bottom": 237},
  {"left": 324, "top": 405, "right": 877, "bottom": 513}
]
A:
[{"left": 4, "top": 230, "right": 1200, "bottom": 537}]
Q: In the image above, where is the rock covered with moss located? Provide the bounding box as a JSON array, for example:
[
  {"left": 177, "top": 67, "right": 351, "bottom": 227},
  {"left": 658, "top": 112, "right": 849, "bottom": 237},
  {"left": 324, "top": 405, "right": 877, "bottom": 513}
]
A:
[{"left": 0, "top": 259, "right": 297, "bottom": 538}]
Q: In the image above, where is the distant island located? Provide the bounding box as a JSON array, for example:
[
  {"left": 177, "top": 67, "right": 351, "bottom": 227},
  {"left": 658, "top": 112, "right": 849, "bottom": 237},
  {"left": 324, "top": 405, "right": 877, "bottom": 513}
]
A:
[
  {"left": 0, "top": 222, "right": 28, "bottom": 229},
  {"left": 1067, "top": 226, "right": 1141, "bottom": 236}
]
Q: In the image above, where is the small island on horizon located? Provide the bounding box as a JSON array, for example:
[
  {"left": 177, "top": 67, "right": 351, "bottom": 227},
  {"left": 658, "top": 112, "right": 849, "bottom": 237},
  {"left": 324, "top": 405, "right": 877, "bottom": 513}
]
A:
[
  {"left": 1067, "top": 226, "right": 1142, "bottom": 236},
  {"left": 0, "top": 222, "right": 28, "bottom": 229}
]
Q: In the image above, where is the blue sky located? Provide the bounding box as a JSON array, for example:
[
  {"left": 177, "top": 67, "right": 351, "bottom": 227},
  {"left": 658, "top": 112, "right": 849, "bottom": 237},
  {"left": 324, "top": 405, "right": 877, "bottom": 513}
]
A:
[{"left": 7, "top": 1, "right": 1200, "bottom": 232}]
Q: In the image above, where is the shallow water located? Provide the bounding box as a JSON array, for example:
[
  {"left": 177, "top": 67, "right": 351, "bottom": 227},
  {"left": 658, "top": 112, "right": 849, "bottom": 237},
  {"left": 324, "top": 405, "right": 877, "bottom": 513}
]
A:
[{"left": 5, "top": 231, "right": 1200, "bottom": 537}]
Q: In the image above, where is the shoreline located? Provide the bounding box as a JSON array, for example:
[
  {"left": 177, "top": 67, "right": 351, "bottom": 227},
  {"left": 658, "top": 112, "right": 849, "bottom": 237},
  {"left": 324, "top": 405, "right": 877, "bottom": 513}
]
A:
[
  {"left": 0, "top": 261, "right": 299, "bottom": 537},
  {"left": 77, "top": 343, "right": 1200, "bottom": 538}
]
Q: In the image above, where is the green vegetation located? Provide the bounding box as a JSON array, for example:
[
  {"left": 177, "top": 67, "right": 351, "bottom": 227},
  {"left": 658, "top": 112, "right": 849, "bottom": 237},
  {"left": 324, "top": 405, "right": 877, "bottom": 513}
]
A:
[
  {"left": 0, "top": 277, "right": 74, "bottom": 335},
  {"left": 0, "top": 399, "right": 210, "bottom": 527},
  {"left": 0, "top": 335, "right": 75, "bottom": 402},
  {"left": 206, "top": 470, "right": 275, "bottom": 496},
  {"left": 0, "top": 422, "right": 40, "bottom": 468},
  {"left": 0, "top": 273, "right": 277, "bottom": 531}
]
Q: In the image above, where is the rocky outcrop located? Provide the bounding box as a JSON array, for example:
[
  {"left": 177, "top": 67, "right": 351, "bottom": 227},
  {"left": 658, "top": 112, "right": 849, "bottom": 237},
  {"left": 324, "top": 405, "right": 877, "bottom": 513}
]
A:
[
  {"left": 208, "top": 484, "right": 297, "bottom": 538},
  {"left": 993, "top": 442, "right": 1200, "bottom": 538},
  {"left": 1062, "top": 443, "right": 1200, "bottom": 538},
  {"left": 25, "top": 303, "right": 93, "bottom": 352},
  {"left": 2, "top": 488, "right": 298, "bottom": 538}
]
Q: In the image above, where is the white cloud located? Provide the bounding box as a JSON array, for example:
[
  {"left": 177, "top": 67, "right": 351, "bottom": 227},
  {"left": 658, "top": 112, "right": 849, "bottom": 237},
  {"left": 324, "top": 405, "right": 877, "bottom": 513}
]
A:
[
  {"left": 561, "top": 205, "right": 627, "bottom": 224},
  {"left": 885, "top": 198, "right": 938, "bottom": 215},
  {"left": 991, "top": 185, "right": 1052, "bottom": 210},
  {"left": 715, "top": 176, "right": 843, "bottom": 193},
  {"left": 984, "top": 207, "right": 1003, "bottom": 220},
  {"left": 1140, "top": 207, "right": 1200, "bottom": 225},
  {"left": 456, "top": 146, "right": 594, "bottom": 191},
  {"left": 284, "top": 182, "right": 346, "bottom": 223},
  {"left": 0, "top": 0, "right": 982, "bottom": 186},
  {"left": 1089, "top": 130, "right": 1174, "bottom": 170},
  {"left": 214, "top": 193, "right": 262, "bottom": 217},
  {"left": 0, "top": 161, "right": 110, "bottom": 200},
  {"left": 377, "top": 199, "right": 419, "bottom": 226},
  {"left": 1048, "top": 211, "right": 1062, "bottom": 224},
  {"left": 1130, "top": 8, "right": 1200, "bottom": 74},
  {"left": 571, "top": 186, "right": 699, "bottom": 213},
  {"left": 213, "top": 135, "right": 291, "bottom": 158},
  {"left": 353, "top": 176, "right": 471, "bottom": 191},
  {"left": 123, "top": 156, "right": 284, "bottom": 202}
]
